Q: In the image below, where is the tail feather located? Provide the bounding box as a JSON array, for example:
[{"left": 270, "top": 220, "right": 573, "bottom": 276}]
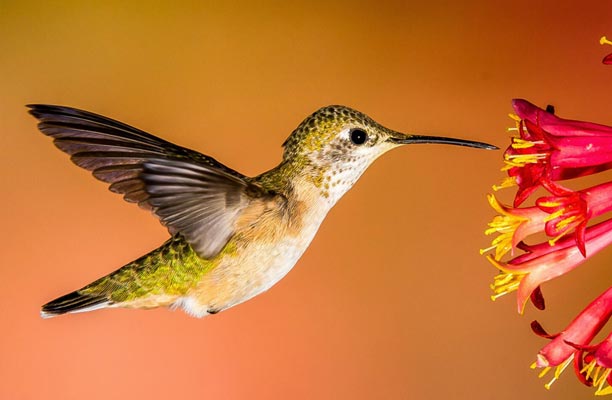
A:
[{"left": 41, "top": 290, "right": 111, "bottom": 318}]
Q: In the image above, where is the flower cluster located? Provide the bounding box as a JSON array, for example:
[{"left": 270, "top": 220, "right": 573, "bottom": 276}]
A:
[{"left": 482, "top": 99, "right": 612, "bottom": 395}]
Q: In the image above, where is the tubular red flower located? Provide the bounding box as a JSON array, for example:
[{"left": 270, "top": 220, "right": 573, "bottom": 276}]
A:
[
  {"left": 489, "top": 218, "right": 612, "bottom": 313},
  {"left": 531, "top": 287, "right": 612, "bottom": 393},
  {"left": 536, "top": 182, "right": 612, "bottom": 256},
  {"left": 571, "top": 333, "right": 612, "bottom": 394},
  {"left": 500, "top": 100, "right": 612, "bottom": 206}
]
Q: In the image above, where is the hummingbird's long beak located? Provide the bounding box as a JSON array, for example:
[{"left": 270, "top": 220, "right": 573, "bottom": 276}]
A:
[{"left": 387, "top": 132, "right": 498, "bottom": 150}]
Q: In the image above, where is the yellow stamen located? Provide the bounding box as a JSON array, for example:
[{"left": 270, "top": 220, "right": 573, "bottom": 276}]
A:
[
  {"left": 508, "top": 113, "right": 521, "bottom": 121},
  {"left": 594, "top": 365, "right": 604, "bottom": 386},
  {"left": 555, "top": 215, "right": 578, "bottom": 230},
  {"left": 543, "top": 209, "right": 564, "bottom": 222},
  {"left": 544, "top": 355, "right": 574, "bottom": 389},
  {"left": 544, "top": 213, "right": 580, "bottom": 246},
  {"left": 510, "top": 138, "right": 545, "bottom": 150},
  {"left": 577, "top": 359, "right": 612, "bottom": 395},
  {"left": 490, "top": 292, "right": 510, "bottom": 301},
  {"left": 493, "top": 272, "right": 516, "bottom": 286},
  {"left": 492, "top": 176, "right": 516, "bottom": 191},
  {"left": 601, "top": 36, "right": 612, "bottom": 46},
  {"left": 483, "top": 194, "right": 529, "bottom": 260},
  {"left": 504, "top": 153, "right": 546, "bottom": 166},
  {"left": 538, "top": 200, "right": 561, "bottom": 208},
  {"left": 489, "top": 269, "right": 523, "bottom": 301},
  {"left": 479, "top": 244, "right": 496, "bottom": 255},
  {"left": 547, "top": 234, "right": 565, "bottom": 247},
  {"left": 596, "top": 369, "right": 612, "bottom": 395},
  {"left": 539, "top": 366, "right": 552, "bottom": 379},
  {"left": 511, "top": 138, "right": 536, "bottom": 149},
  {"left": 534, "top": 355, "right": 574, "bottom": 390},
  {"left": 582, "top": 359, "right": 598, "bottom": 380}
]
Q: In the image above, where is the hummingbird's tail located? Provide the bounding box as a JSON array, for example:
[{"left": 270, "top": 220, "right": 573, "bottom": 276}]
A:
[{"left": 41, "top": 290, "right": 111, "bottom": 318}]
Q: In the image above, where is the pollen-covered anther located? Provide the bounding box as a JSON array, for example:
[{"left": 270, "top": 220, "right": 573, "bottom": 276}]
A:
[
  {"left": 580, "top": 359, "right": 612, "bottom": 395},
  {"left": 508, "top": 113, "right": 521, "bottom": 122},
  {"left": 492, "top": 176, "right": 517, "bottom": 191},
  {"left": 489, "top": 269, "right": 523, "bottom": 301},
  {"left": 511, "top": 138, "right": 544, "bottom": 149},
  {"left": 601, "top": 36, "right": 612, "bottom": 46},
  {"left": 504, "top": 152, "right": 547, "bottom": 166}
]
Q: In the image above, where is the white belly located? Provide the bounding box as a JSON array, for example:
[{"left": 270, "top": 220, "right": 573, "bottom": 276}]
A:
[{"left": 177, "top": 206, "right": 328, "bottom": 317}]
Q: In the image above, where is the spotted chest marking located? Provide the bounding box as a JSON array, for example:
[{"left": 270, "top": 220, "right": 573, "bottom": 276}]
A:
[{"left": 309, "top": 128, "right": 375, "bottom": 203}]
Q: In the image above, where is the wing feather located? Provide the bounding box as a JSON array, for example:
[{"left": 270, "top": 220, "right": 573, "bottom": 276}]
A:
[{"left": 28, "top": 104, "right": 281, "bottom": 259}]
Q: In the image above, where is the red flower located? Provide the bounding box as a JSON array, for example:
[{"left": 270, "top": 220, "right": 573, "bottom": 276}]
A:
[
  {"left": 530, "top": 287, "right": 612, "bottom": 395},
  {"left": 483, "top": 99, "right": 612, "bottom": 395},
  {"left": 501, "top": 99, "right": 612, "bottom": 206},
  {"left": 487, "top": 219, "right": 612, "bottom": 313}
]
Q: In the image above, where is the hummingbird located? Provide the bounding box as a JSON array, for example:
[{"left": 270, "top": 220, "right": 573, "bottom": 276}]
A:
[{"left": 30, "top": 104, "right": 496, "bottom": 318}]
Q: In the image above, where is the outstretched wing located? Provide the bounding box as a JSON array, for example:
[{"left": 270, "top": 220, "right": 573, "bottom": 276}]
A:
[{"left": 28, "top": 104, "right": 280, "bottom": 259}]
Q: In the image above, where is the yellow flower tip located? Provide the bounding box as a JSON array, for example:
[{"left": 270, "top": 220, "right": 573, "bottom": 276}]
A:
[{"left": 600, "top": 36, "right": 612, "bottom": 46}]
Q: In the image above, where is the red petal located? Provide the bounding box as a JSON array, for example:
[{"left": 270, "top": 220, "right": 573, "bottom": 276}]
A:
[
  {"left": 531, "top": 320, "right": 558, "bottom": 338},
  {"left": 604, "top": 53, "right": 612, "bottom": 65},
  {"left": 573, "top": 350, "right": 594, "bottom": 386},
  {"left": 576, "top": 223, "right": 587, "bottom": 257},
  {"left": 531, "top": 286, "right": 546, "bottom": 310}
]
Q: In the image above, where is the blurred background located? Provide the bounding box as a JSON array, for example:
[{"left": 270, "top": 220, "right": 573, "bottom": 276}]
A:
[{"left": 2, "top": 1, "right": 612, "bottom": 399}]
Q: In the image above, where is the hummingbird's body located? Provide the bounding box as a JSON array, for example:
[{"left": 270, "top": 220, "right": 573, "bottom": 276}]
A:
[{"left": 30, "top": 104, "right": 495, "bottom": 318}]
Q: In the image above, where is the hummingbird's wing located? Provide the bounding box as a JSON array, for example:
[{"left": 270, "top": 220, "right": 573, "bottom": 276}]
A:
[{"left": 28, "top": 104, "right": 282, "bottom": 259}]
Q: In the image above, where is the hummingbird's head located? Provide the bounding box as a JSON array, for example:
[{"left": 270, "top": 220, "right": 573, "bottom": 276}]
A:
[{"left": 281, "top": 105, "right": 495, "bottom": 202}]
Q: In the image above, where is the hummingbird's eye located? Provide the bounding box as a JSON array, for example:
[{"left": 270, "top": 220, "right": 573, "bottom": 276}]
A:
[{"left": 350, "top": 129, "right": 367, "bottom": 145}]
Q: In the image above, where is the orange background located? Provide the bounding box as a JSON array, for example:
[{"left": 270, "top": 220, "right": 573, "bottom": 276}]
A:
[{"left": 2, "top": 1, "right": 612, "bottom": 399}]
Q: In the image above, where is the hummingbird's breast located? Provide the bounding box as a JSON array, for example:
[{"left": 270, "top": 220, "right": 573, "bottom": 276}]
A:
[{"left": 181, "top": 189, "right": 330, "bottom": 317}]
